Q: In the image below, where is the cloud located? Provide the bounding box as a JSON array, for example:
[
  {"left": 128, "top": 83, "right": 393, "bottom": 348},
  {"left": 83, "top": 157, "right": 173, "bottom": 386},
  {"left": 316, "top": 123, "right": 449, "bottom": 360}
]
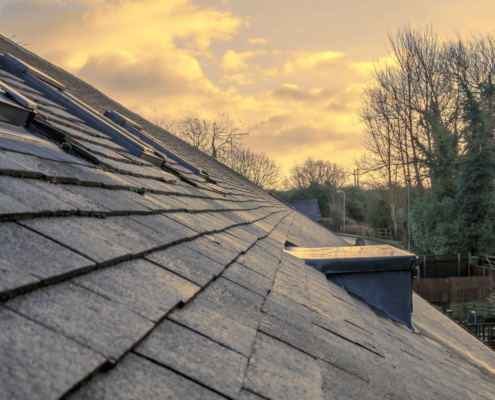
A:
[
  {"left": 220, "top": 49, "right": 266, "bottom": 71},
  {"left": 220, "top": 73, "right": 256, "bottom": 85},
  {"left": 262, "top": 66, "right": 278, "bottom": 77},
  {"left": 0, "top": 0, "right": 364, "bottom": 175},
  {"left": 269, "top": 84, "right": 338, "bottom": 102},
  {"left": 247, "top": 38, "right": 269, "bottom": 45},
  {"left": 349, "top": 54, "right": 394, "bottom": 77},
  {"left": 283, "top": 51, "right": 345, "bottom": 76}
]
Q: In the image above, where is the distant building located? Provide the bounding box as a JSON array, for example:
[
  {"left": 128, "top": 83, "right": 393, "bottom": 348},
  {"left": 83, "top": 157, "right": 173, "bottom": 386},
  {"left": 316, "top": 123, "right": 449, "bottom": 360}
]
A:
[{"left": 287, "top": 199, "right": 323, "bottom": 223}]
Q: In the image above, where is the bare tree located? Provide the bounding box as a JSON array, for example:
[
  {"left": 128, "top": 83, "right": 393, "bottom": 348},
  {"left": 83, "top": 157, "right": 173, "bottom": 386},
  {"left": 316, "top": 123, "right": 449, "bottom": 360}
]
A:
[
  {"left": 154, "top": 119, "right": 176, "bottom": 133},
  {"left": 166, "top": 113, "right": 248, "bottom": 162},
  {"left": 358, "top": 25, "right": 465, "bottom": 190},
  {"left": 230, "top": 147, "right": 281, "bottom": 189},
  {"left": 283, "top": 156, "right": 347, "bottom": 189}
]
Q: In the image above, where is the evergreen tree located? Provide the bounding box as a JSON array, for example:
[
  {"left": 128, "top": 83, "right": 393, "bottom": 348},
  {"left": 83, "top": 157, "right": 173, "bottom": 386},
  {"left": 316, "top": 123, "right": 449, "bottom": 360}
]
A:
[
  {"left": 410, "top": 85, "right": 495, "bottom": 254},
  {"left": 455, "top": 85, "right": 495, "bottom": 252}
]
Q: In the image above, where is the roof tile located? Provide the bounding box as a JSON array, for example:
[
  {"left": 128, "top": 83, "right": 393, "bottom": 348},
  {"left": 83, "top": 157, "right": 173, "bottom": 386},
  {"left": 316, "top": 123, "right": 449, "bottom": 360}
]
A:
[
  {"left": 69, "top": 353, "right": 224, "bottom": 400},
  {"left": 5, "top": 282, "right": 154, "bottom": 362},
  {"left": 222, "top": 262, "right": 273, "bottom": 298},
  {"left": 0, "top": 307, "right": 104, "bottom": 400},
  {"left": 136, "top": 319, "right": 247, "bottom": 399},
  {"left": 170, "top": 278, "right": 264, "bottom": 356},
  {"left": 145, "top": 243, "right": 224, "bottom": 286},
  {"left": 0, "top": 222, "right": 95, "bottom": 299},
  {"left": 72, "top": 259, "right": 200, "bottom": 322},
  {"left": 243, "top": 333, "right": 324, "bottom": 400}
]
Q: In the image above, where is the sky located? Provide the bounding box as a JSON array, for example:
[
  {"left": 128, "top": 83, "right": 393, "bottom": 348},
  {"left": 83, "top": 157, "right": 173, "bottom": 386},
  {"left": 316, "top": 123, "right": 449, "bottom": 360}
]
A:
[{"left": 1, "top": 0, "right": 495, "bottom": 176}]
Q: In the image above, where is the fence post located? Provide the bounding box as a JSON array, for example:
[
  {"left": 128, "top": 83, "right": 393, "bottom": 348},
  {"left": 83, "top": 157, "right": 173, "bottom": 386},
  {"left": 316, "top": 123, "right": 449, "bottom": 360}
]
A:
[
  {"left": 423, "top": 255, "right": 427, "bottom": 279},
  {"left": 457, "top": 253, "right": 461, "bottom": 278}
]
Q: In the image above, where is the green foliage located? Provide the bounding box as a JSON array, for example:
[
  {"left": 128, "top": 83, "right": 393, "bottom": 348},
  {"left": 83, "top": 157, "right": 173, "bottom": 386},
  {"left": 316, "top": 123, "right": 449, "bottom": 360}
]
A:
[
  {"left": 344, "top": 187, "right": 367, "bottom": 221},
  {"left": 61, "top": 142, "right": 72, "bottom": 154},
  {"left": 129, "top": 187, "right": 147, "bottom": 195},
  {"left": 455, "top": 86, "right": 495, "bottom": 226},
  {"left": 410, "top": 192, "right": 465, "bottom": 254},
  {"left": 410, "top": 85, "right": 495, "bottom": 254},
  {"left": 367, "top": 196, "right": 391, "bottom": 230}
]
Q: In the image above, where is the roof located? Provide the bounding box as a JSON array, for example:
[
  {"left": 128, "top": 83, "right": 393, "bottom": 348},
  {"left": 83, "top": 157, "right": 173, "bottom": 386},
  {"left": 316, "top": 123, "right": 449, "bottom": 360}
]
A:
[
  {"left": 286, "top": 199, "right": 323, "bottom": 222},
  {"left": 0, "top": 34, "right": 495, "bottom": 400}
]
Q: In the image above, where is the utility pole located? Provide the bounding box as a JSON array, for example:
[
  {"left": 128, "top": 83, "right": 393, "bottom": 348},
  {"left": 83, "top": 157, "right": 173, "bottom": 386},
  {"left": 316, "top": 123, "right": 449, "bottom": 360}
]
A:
[
  {"left": 353, "top": 169, "right": 360, "bottom": 188},
  {"left": 406, "top": 175, "right": 411, "bottom": 251},
  {"left": 337, "top": 189, "right": 345, "bottom": 233}
]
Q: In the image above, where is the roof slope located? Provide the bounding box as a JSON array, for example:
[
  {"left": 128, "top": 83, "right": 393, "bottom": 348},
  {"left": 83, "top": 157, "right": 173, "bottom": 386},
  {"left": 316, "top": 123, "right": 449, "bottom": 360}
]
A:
[
  {"left": 287, "top": 199, "right": 323, "bottom": 222},
  {"left": 0, "top": 35, "right": 494, "bottom": 400}
]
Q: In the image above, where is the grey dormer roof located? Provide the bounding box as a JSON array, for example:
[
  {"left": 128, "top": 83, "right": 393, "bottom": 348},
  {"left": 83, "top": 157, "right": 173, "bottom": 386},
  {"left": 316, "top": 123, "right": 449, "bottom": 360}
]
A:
[
  {"left": 287, "top": 199, "right": 323, "bottom": 222},
  {"left": 0, "top": 34, "right": 494, "bottom": 400}
]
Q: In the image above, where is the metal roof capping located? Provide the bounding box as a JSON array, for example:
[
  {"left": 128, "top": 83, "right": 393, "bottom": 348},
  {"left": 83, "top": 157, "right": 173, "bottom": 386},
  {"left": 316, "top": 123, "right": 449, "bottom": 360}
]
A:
[
  {"left": 285, "top": 246, "right": 417, "bottom": 329},
  {"left": 1, "top": 33, "right": 495, "bottom": 400}
]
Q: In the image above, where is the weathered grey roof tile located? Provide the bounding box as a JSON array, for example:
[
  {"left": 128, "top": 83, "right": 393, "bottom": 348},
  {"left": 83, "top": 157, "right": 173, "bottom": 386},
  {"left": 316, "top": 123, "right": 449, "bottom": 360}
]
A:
[
  {"left": 239, "top": 390, "right": 267, "bottom": 400},
  {"left": 61, "top": 186, "right": 150, "bottom": 215},
  {"left": 0, "top": 176, "right": 78, "bottom": 216},
  {"left": 165, "top": 212, "right": 224, "bottom": 234},
  {"left": 72, "top": 259, "right": 200, "bottom": 322},
  {"left": 262, "top": 291, "right": 313, "bottom": 333},
  {"left": 170, "top": 278, "right": 264, "bottom": 356},
  {"left": 312, "top": 323, "right": 370, "bottom": 382},
  {"left": 127, "top": 214, "right": 198, "bottom": 245},
  {"left": 210, "top": 231, "right": 251, "bottom": 253},
  {"left": 76, "top": 141, "right": 132, "bottom": 163},
  {"left": 145, "top": 243, "right": 224, "bottom": 286},
  {"left": 222, "top": 262, "right": 273, "bottom": 298},
  {"left": 29, "top": 180, "right": 109, "bottom": 215},
  {"left": 0, "top": 150, "right": 44, "bottom": 178},
  {"left": 318, "top": 359, "right": 391, "bottom": 400},
  {"left": 0, "top": 222, "right": 95, "bottom": 300},
  {"left": 136, "top": 319, "right": 247, "bottom": 399},
  {"left": 0, "top": 307, "right": 105, "bottom": 400},
  {"left": 183, "top": 236, "right": 240, "bottom": 266},
  {"left": 69, "top": 165, "right": 135, "bottom": 189},
  {"left": 243, "top": 332, "right": 324, "bottom": 400},
  {"left": 5, "top": 282, "right": 154, "bottom": 362},
  {"left": 146, "top": 194, "right": 189, "bottom": 211},
  {"left": 272, "top": 273, "right": 311, "bottom": 309},
  {"left": 0, "top": 190, "right": 37, "bottom": 220},
  {"left": 225, "top": 225, "right": 259, "bottom": 246},
  {"left": 68, "top": 353, "right": 224, "bottom": 400},
  {"left": 1, "top": 151, "right": 80, "bottom": 183},
  {"left": 169, "top": 196, "right": 220, "bottom": 212},
  {"left": 258, "top": 313, "right": 317, "bottom": 358},
  {"left": 237, "top": 222, "right": 268, "bottom": 239},
  {"left": 237, "top": 245, "right": 280, "bottom": 280},
  {"left": 19, "top": 217, "right": 132, "bottom": 267},
  {"left": 103, "top": 216, "right": 176, "bottom": 255}
]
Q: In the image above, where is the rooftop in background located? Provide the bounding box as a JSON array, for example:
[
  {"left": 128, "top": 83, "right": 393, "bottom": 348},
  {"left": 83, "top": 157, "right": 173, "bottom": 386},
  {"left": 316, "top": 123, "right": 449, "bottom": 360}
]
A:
[
  {"left": 286, "top": 198, "right": 323, "bottom": 222},
  {"left": 0, "top": 33, "right": 494, "bottom": 400}
]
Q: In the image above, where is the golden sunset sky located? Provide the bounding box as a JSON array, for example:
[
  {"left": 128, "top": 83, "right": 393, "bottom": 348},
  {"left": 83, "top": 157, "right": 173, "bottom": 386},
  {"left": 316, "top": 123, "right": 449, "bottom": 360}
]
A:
[{"left": 1, "top": 0, "right": 494, "bottom": 175}]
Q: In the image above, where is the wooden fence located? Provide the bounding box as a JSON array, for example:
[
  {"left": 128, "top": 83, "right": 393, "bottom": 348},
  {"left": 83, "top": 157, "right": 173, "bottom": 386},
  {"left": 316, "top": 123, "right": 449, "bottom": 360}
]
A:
[
  {"left": 413, "top": 276, "right": 493, "bottom": 303},
  {"left": 477, "top": 254, "right": 495, "bottom": 269},
  {"left": 340, "top": 227, "right": 393, "bottom": 240},
  {"left": 470, "top": 264, "right": 495, "bottom": 279},
  {"left": 418, "top": 254, "right": 469, "bottom": 279}
]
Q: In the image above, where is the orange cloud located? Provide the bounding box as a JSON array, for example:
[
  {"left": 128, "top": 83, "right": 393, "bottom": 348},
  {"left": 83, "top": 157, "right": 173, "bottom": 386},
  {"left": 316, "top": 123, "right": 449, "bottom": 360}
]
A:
[
  {"left": 283, "top": 51, "right": 345, "bottom": 76},
  {"left": 0, "top": 0, "right": 364, "bottom": 177},
  {"left": 220, "top": 49, "right": 267, "bottom": 71},
  {"left": 248, "top": 38, "right": 269, "bottom": 45}
]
